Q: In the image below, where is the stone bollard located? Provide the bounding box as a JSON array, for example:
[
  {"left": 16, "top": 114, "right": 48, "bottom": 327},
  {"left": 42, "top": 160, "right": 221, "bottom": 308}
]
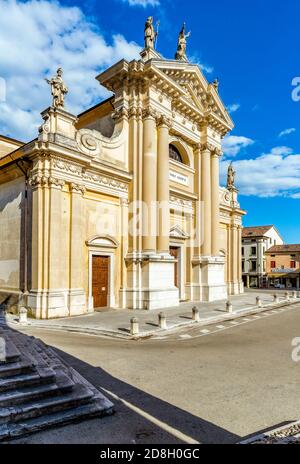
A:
[
  {"left": 158, "top": 312, "right": 167, "bottom": 330},
  {"left": 293, "top": 291, "right": 298, "bottom": 300},
  {"left": 256, "top": 297, "right": 262, "bottom": 308},
  {"left": 192, "top": 307, "right": 200, "bottom": 322},
  {"left": 19, "top": 307, "right": 28, "bottom": 325},
  {"left": 285, "top": 292, "right": 290, "bottom": 302},
  {"left": 130, "top": 317, "right": 139, "bottom": 336},
  {"left": 226, "top": 301, "right": 233, "bottom": 313},
  {"left": 273, "top": 294, "right": 279, "bottom": 304}
]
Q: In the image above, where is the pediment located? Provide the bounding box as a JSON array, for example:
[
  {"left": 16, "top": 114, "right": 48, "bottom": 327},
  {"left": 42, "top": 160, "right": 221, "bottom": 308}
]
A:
[
  {"left": 170, "top": 224, "right": 190, "bottom": 240},
  {"left": 152, "top": 60, "right": 233, "bottom": 130}
]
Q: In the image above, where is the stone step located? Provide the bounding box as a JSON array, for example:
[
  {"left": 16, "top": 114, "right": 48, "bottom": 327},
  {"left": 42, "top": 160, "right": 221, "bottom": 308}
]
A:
[
  {"left": 0, "top": 358, "right": 34, "bottom": 379},
  {"left": 0, "top": 368, "right": 55, "bottom": 393},
  {"left": 0, "top": 339, "right": 21, "bottom": 365},
  {"left": 0, "top": 383, "right": 96, "bottom": 426},
  {"left": 0, "top": 396, "right": 114, "bottom": 441},
  {"left": 0, "top": 371, "right": 74, "bottom": 408}
]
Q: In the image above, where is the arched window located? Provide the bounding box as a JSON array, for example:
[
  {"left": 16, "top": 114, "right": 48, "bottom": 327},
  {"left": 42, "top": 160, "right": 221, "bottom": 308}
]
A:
[{"left": 169, "top": 144, "right": 183, "bottom": 164}]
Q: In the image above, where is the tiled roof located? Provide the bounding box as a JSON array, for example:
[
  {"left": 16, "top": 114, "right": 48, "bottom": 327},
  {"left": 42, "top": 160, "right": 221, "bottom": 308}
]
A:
[
  {"left": 242, "top": 226, "right": 273, "bottom": 238},
  {"left": 265, "top": 244, "right": 300, "bottom": 254}
]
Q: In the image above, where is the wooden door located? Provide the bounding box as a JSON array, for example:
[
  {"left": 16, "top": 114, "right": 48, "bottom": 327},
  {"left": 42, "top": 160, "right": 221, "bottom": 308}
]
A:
[
  {"left": 92, "top": 256, "right": 109, "bottom": 309},
  {"left": 170, "top": 247, "right": 179, "bottom": 288}
]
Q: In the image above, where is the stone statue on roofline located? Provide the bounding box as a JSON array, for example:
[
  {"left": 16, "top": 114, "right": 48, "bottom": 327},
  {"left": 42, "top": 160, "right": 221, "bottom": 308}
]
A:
[
  {"left": 144, "top": 17, "right": 157, "bottom": 49},
  {"left": 227, "top": 162, "right": 236, "bottom": 190},
  {"left": 175, "top": 23, "right": 191, "bottom": 61},
  {"left": 45, "top": 67, "right": 68, "bottom": 109}
]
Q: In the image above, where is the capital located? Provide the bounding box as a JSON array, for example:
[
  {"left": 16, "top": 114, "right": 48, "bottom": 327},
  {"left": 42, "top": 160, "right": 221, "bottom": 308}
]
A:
[
  {"left": 142, "top": 107, "right": 157, "bottom": 120},
  {"left": 157, "top": 114, "right": 172, "bottom": 129},
  {"left": 70, "top": 183, "right": 86, "bottom": 195}
]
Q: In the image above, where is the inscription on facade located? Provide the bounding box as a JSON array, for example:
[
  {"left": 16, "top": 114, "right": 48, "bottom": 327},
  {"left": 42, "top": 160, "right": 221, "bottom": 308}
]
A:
[{"left": 169, "top": 170, "right": 189, "bottom": 186}]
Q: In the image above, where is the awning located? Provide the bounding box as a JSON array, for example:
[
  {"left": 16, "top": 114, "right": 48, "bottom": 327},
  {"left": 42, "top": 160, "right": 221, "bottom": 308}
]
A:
[{"left": 268, "top": 274, "right": 289, "bottom": 278}]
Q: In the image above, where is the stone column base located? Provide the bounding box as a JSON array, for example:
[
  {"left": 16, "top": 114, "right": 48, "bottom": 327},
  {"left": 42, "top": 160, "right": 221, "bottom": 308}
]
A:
[
  {"left": 193, "top": 256, "right": 228, "bottom": 302},
  {"left": 124, "top": 253, "right": 180, "bottom": 310},
  {"left": 27, "top": 289, "right": 87, "bottom": 319},
  {"left": 228, "top": 281, "right": 241, "bottom": 296}
]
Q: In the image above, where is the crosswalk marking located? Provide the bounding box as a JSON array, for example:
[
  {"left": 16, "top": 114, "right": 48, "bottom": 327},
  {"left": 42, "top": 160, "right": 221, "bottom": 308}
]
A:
[
  {"left": 180, "top": 334, "right": 192, "bottom": 339},
  {"left": 229, "top": 321, "right": 239, "bottom": 325},
  {"left": 216, "top": 325, "right": 225, "bottom": 329},
  {"left": 200, "top": 329, "right": 210, "bottom": 334}
]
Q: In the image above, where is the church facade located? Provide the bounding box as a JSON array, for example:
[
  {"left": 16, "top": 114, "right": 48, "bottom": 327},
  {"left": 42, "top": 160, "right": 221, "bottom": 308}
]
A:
[{"left": 0, "top": 19, "right": 245, "bottom": 319}]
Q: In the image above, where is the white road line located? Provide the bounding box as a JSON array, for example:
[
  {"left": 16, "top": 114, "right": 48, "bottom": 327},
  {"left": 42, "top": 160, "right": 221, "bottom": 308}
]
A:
[
  {"left": 100, "top": 388, "right": 200, "bottom": 445},
  {"left": 200, "top": 329, "right": 210, "bottom": 334},
  {"left": 216, "top": 325, "right": 226, "bottom": 329},
  {"left": 230, "top": 321, "right": 239, "bottom": 325},
  {"left": 252, "top": 315, "right": 261, "bottom": 319},
  {"left": 180, "top": 334, "right": 192, "bottom": 339}
]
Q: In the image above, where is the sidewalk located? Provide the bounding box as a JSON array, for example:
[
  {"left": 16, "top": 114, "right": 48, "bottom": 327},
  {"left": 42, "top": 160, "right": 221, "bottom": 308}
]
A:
[{"left": 8, "top": 291, "right": 300, "bottom": 340}]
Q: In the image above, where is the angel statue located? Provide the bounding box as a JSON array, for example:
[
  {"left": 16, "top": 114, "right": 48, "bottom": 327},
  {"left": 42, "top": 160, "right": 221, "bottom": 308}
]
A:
[
  {"left": 175, "top": 23, "right": 191, "bottom": 61},
  {"left": 45, "top": 68, "right": 68, "bottom": 109},
  {"left": 227, "top": 162, "right": 236, "bottom": 189},
  {"left": 144, "top": 17, "right": 157, "bottom": 49}
]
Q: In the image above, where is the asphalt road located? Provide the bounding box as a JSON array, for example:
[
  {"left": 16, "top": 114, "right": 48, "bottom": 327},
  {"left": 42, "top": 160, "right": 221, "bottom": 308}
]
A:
[{"left": 11, "top": 302, "right": 300, "bottom": 444}]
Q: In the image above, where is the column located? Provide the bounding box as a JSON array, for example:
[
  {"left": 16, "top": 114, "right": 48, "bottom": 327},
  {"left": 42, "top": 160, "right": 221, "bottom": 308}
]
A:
[
  {"left": 193, "top": 144, "right": 202, "bottom": 258},
  {"left": 142, "top": 108, "right": 157, "bottom": 254},
  {"left": 157, "top": 115, "right": 171, "bottom": 254},
  {"left": 69, "top": 184, "right": 85, "bottom": 291},
  {"left": 231, "top": 224, "right": 238, "bottom": 291},
  {"left": 128, "top": 107, "right": 138, "bottom": 253},
  {"left": 201, "top": 145, "right": 211, "bottom": 256},
  {"left": 48, "top": 178, "right": 65, "bottom": 292},
  {"left": 211, "top": 149, "right": 221, "bottom": 257}
]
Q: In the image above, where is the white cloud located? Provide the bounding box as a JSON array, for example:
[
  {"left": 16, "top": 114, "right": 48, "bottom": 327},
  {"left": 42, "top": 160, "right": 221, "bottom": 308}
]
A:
[
  {"left": 188, "top": 54, "right": 213, "bottom": 74},
  {"left": 121, "top": 0, "right": 160, "bottom": 6},
  {"left": 222, "top": 135, "right": 254, "bottom": 157},
  {"left": 0, "top": 0, "right": 141, "bottom": 141},
  {"left": 278, "top": 127, "right": 296, "bottom": 138},
  {"left": 227, "top": 103, "right": 240, "bottom": 113},
  {"left": 221, "top": 146, "right": 300, "bottom": 198}
]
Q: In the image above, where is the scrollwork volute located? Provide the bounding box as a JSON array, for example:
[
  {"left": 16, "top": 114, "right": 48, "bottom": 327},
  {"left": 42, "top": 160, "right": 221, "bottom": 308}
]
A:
[{"left": 76, "top": 129, "right": 102, "bottom": 158}]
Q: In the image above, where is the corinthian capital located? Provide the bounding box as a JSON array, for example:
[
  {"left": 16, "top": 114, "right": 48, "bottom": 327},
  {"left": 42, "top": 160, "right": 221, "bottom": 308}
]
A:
[
  {"left": 200, "top": 142, "right": 222, "bottom": 156},
  {"left": 112, "top": 107, "right": 129, "bottom": 122},
  {"left": 142, "top": 107, "right": 157, "bottom": 120},
  {"left": 70, "top": 183, "right": 86, "bottom": 195},
  {"left": 157, "top": 114, "right": 172, "bottom": 129}
]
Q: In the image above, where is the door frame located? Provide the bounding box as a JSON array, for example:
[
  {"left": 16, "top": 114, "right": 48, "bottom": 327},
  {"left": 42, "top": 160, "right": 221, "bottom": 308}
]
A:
[
  {"left": 170, "top": 241, "right": 185, "bottom": 301},
  {"left": 88, "top": 250, "right": 115, "bottom": 311}
]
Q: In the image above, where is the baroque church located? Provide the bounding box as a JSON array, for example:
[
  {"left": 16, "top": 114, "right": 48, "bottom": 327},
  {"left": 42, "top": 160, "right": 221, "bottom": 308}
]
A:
[{"left": 0, "top": 19, "right": 245, "bottom": 319}]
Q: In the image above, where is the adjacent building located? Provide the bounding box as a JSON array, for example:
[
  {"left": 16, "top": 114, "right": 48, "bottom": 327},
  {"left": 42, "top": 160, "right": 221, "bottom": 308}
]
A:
[
  {"left": 242, "top": 226, "right": 283, "bottom": 288},
  {"left": 266, "top": 245, "right": 300, "bottom": 289},
  {"left": 0, "top": 19, "right": 245, "bottom": 319}
]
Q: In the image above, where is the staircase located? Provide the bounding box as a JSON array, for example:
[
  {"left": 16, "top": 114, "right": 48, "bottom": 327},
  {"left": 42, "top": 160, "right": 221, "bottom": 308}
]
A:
[{"left": 0, "top": 317, "right": 114, "bottom": 441}]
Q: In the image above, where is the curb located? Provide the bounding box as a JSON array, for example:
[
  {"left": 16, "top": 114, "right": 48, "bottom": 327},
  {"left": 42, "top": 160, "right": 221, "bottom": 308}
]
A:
[{"left": 8, "top": 298, "right": 300, "bottom": 341}]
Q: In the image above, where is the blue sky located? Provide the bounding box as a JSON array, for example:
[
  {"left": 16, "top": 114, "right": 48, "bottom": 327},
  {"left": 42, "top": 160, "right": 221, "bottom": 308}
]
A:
[{"left": 0, "top": 0, "right": 299, "bottom": 242}]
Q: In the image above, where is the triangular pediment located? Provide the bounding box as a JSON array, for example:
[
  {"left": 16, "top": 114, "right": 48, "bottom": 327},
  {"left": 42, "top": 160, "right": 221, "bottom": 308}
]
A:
[
  {"left": 152, "top": 60, "right": 233, "bottom": 129},
  {"left": 170, "top": 224, "right": 190, "bottom": 240}
]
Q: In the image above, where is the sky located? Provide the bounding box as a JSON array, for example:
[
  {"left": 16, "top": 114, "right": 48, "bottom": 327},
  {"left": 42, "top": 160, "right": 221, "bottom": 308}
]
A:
[{"left": 0, "top": 0, "right": 299, "bottom": 242}]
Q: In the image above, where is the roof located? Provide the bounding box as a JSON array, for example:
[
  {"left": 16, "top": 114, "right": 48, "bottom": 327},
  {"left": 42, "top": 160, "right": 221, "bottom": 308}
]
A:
[
  {"left": 0, "top": 134, "right": 24, "bottom": 146},
  {"left": 77, "top": 96, "right": 114, "bottom": 118},
  {"left": 265, "top": 245, "right": 300, "bottom": 254},
  {"left": 242, "top": 225, "right": 274, "bottom": 238}
]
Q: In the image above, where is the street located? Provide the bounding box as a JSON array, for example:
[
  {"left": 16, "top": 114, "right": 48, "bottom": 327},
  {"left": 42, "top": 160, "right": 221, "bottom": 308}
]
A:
[{"left": 11, "top": 302, "right": 300, "bottom": 444}]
